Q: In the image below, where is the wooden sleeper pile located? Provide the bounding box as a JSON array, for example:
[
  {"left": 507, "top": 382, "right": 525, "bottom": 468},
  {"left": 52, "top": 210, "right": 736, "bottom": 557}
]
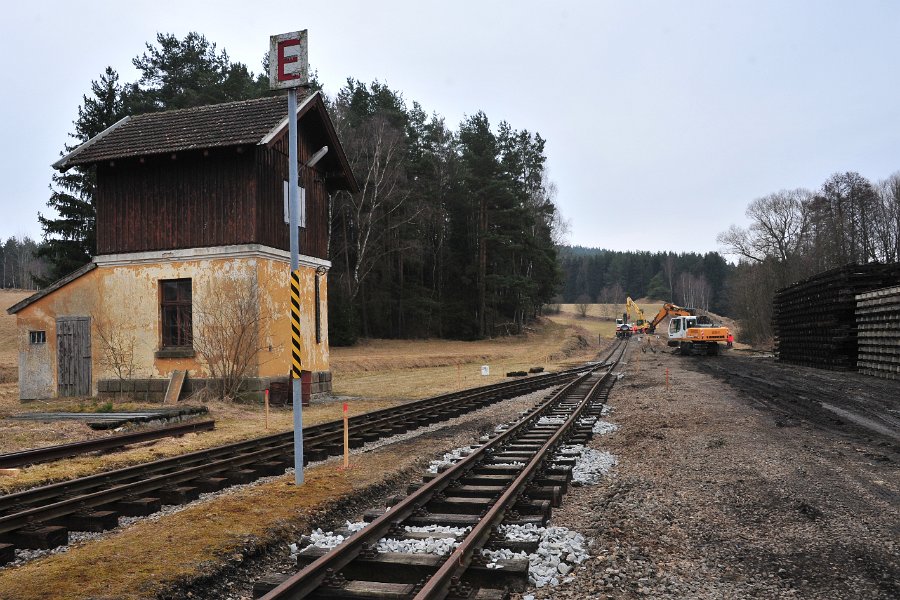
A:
[
  {"left": 855, "top": 285, "right": 900, "bottom": 380},
  {"left": 773, "top": 263, "right": 900, "bottom": 370}
]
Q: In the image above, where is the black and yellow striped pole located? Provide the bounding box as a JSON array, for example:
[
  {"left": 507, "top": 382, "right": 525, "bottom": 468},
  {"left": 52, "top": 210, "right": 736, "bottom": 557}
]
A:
[
  {"left": 289, "top": 266, "right": 304, "bottom": 484},
  {"left": 290, "top": 270, "right": 303, "bottom": 379}
]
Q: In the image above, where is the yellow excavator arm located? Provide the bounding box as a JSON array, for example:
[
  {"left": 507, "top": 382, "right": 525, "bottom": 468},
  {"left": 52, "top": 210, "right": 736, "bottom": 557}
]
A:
[{"left": 647, "top": 302, "right": 695, "bottom": 333}]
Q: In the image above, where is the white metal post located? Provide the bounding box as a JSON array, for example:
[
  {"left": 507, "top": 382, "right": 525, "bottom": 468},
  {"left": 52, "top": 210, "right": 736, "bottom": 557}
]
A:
[{"left": 288, "top": 87, "right": 304, "bottom": 485}]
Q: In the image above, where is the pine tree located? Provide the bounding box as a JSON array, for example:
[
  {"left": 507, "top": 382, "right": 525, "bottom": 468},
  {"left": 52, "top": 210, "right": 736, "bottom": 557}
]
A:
[{"left": 130, "top": 32, "right": 269, "bottom": 111}]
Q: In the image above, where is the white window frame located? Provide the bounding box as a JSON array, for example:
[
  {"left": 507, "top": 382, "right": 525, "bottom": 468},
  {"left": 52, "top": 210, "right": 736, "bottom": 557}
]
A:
[{"left": 283, "top": 180, "right": 306, "bottom": 228}]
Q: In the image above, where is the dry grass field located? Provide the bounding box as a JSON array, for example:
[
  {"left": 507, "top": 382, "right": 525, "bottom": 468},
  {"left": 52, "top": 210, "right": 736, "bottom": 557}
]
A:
[{"left": 0, "top": 289, "right": 610, "bottom": 491}]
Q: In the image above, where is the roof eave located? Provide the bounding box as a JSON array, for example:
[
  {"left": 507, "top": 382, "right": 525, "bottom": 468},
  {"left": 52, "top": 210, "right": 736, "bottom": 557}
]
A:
[
  {"left": 258, "top": 91, "right": 359, "bottom": 194},
  {"left": 52, "top": 116, "right": 132, "bottom": 172},
  {"left": 258, "top": 91, "right": 319, "bottom": 146},
  {"left": 315, "top": 97, "right": 359, "bottom": 194},
  {"left": 7, "top": 262, "right": 98, "bottom": 315}
]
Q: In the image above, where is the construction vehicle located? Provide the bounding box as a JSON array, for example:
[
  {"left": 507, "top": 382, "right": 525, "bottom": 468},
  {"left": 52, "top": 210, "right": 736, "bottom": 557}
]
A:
[
  {"left": 614, "top": 312, "right": 631, "bottom": 338},
  {"left": 647, "top": 303, "right": 732, "bottom": 355},
  {"left": 626, "top": 297, "right": 650, "bottom": 333}
]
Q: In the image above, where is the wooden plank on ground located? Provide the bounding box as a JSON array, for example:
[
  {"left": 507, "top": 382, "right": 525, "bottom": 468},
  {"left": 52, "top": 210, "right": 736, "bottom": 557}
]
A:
[{"left": 164, "top": 370, "right": 187, "bottom": 404}]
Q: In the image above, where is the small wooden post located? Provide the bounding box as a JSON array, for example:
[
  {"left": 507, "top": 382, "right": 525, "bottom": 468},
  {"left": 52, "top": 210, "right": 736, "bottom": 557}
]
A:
[
  {"left": 342, "top": 402, "right": 350, "bottom": 469},
  {"left": 264, "top": 389, "right": 270, "bottom": 430}
]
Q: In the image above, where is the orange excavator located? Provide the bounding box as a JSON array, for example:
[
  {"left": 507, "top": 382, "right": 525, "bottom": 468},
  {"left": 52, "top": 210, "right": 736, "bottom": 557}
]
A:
[{"left": 647, "top": 303, "right": 732, "bottom": 356}]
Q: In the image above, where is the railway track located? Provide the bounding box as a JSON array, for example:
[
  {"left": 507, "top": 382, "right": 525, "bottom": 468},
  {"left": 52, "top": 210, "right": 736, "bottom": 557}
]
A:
[
  {"left": 0, "top": 360, "right": 610, "bottom": 566},
  {"left": 257, "top": 341, "right": 626, "bottom": 600},
  {"left": 0, "top": 419, "right": 216, "bottom": 470}
]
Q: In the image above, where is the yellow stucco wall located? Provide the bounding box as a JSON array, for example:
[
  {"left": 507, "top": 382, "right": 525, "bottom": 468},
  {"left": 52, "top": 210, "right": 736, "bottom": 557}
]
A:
[
  {"left": 15, "top": 251, "right": 328, "bottom": 399},
  {"left": 257, "top": 258, "right": 329, "bottom": 377}
]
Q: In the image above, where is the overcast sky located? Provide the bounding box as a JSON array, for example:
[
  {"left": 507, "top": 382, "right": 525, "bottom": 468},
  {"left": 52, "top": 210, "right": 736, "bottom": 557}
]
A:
[{"left": 1, "top": 1, "right": 898, "bottom": 256}]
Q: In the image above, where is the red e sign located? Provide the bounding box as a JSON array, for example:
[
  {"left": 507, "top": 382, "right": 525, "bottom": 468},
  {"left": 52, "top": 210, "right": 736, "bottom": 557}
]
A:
[
  {"left": 269, "top": 30, "right": 308, "bottom": 90},
  {"left": 278, "top": 39, "right": 302, "bottom": 82}
]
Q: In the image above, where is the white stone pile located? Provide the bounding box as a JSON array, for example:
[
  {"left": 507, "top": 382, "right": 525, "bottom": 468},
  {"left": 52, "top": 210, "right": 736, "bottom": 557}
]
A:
[
  {"left": 483, "top": 524, "right": 590, "bottom": 588},
  {"left": 537, "top": 416, "right": 566, "bottom": 426},
  {"left": 492, "top": 461, "right": 526, "bottom": 468},
  {"left": 600, "top": 405, "right": 614, "bottom": 417},
  {"left": 591, "top": 419, "right": 619, "bottom": 435},
  {"left": 405, "top": 524, "right": 470, "bottom": 536},
  {"left": 376, "top": 535, "right": 459, "bottom": 555},
  {"left": 556, "top": 444, "right": 617, "bottom": 485},
  {"left": 375, "top": 525, "right": 469, "bottom": 555},
  {"left": 292, "top": 521, "right": 369, "bottom": 555},
  {"left": 427, "top": 445, "right": 478, "bottom": 473}
]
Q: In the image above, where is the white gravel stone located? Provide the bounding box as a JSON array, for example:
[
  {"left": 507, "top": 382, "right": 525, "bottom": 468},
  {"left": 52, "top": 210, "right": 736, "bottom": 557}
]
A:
[
  {"left": 426, "top": 445, "right": 474, "bottom": 473},
  {"left": 485, "top": 524, "right": 590, "bottom": 588},
  {"left": 591, "top": 419, "right": 619, "bottom": 435},
  {"left": 376, "top": 536, "right": 460, "bottom": 555},
  {"left": 404, "top": 525, "right": 470, "bottom": 536}
]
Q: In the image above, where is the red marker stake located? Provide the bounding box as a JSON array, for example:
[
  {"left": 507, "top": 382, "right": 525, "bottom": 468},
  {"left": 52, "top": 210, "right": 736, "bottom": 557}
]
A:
[{"left": 342, "top": 402, "right": 350, "bottom": 469}]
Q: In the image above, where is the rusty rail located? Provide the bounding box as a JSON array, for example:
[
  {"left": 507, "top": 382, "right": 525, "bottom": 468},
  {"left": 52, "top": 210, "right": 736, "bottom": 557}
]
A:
[{"left": 0, "top": 420, "right": 216, "bottom": 469}]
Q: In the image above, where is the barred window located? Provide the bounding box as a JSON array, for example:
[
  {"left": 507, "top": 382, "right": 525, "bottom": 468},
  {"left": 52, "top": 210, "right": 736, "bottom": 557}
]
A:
[
  {"left": 29, "top": 331, "right": 46, "bottom": 344},
  {"left": 160, "top": 279, "right": 192, "bottom": 347}
]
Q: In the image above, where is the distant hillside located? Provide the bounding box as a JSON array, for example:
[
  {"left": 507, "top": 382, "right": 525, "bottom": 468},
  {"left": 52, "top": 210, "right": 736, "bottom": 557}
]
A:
[{"left": 556, "top": 247, "right": 733, "bottom": 315}]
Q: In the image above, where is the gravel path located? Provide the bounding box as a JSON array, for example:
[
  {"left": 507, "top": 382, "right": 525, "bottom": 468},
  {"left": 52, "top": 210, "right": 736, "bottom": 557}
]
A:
[{"left": 514, "top": 343, "right": 899, "bottom": 599}]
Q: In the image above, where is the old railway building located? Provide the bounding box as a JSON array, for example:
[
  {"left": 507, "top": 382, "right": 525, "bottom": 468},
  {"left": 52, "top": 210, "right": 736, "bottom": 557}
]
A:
[{"left": 7, "top": 92, "right": 357, "bottom": 402}]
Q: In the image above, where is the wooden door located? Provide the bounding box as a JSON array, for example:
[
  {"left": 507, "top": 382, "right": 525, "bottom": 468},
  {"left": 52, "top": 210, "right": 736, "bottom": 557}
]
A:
[{"left": 57, "top": 317, "right": 91, "bottom": 397}]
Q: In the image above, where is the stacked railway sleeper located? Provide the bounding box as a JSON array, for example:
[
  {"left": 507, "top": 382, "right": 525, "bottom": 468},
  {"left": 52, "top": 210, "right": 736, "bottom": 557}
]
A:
[
  {"left": 255, "top": 342, "right": 625, "bottom": 600},
  {"left": 773, "top": 263, "right": 900, "bottom": 369},
  {"left": 856, "top": 285, "right": 900, "bottom": 380},
  {"left": 0, "top": 367, "right": 596, "bottom": 567}
]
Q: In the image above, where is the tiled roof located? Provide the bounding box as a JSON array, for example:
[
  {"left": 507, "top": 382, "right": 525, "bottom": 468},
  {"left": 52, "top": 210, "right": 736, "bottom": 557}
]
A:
[{"left": 55, "top": 94, "right": 308, "bottom": 170}]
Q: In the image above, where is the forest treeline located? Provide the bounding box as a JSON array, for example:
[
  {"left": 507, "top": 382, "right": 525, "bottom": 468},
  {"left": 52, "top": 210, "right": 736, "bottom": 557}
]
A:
[
  {"left": 34, "top": 32, "right": 562, "bottom": 342},
  {"left": 719, "top": 170, "right": 900, "bottom": 343},
  {"left": 557, "top": 248, "right": 732, "bottom": 315},
  {"left": 0, "top": 237, "right": 47, "bottom": 290}
]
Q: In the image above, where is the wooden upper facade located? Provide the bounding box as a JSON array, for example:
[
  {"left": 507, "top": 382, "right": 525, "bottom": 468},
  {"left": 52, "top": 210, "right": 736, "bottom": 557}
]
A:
[{"left": 54, "top": 93, "right": 357, "bottom": 260}]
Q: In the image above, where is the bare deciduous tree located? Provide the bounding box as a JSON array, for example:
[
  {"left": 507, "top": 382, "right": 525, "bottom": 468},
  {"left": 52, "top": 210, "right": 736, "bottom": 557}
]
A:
[
  {"left": 597, "top": 282, "right": 624, "bottom": 318},
  {"left": 717, "top": 189, "right": 810, "bottom": 264},
  {"left": 94, "top": 317, "right": 136, "bottom": 398},
  {"left": 676, "top": 272, "right": 712, "bottom": 312},
  {"left": 193, "top": 278, "right": 270, "bottom": 401},
  {"left": 575, "top": 293, "right": 591, "bottom": 318}
]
